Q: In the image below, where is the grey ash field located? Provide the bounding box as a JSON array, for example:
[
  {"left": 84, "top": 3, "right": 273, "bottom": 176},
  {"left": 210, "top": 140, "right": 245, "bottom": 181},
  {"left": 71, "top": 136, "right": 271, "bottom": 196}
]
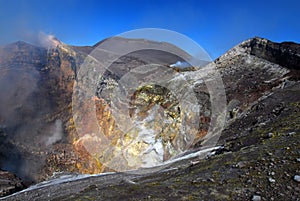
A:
[{"left": 0, "top": 37, "right": 300, "bottom": 200}]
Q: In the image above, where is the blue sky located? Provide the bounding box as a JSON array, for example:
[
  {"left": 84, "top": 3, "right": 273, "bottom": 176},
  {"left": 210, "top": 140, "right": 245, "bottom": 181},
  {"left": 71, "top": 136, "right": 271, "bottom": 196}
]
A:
[{"left": 0, "top": 0, "right": 299, "bottom": 58}]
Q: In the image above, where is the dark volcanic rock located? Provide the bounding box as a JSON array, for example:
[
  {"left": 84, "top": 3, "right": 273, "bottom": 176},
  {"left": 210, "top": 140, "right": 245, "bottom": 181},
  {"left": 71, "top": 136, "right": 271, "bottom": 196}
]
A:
[
  {"left": 248, "top": 37, "right": 300, "bottom": 70},
  {"left": 0, "top": 170, "right": 25, "bottom": 197}
]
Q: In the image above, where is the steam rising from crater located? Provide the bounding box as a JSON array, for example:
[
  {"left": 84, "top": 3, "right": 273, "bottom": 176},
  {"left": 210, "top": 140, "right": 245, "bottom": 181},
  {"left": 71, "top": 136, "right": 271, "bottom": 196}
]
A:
[
  {"left": 170, "top": 61, "right": 192, "bottom": 68},
  {"left": 45, "top": 119, "right": 63, "bottom": 146},
  {"left": 0, "top": 39, "right": 63, "bottom": 182},
  {"left": 37, "top": 32, "right": 61, "bottom": 48}
]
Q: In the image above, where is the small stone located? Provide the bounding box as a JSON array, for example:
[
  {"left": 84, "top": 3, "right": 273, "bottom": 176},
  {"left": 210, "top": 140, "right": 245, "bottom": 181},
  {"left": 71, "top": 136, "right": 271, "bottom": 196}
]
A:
[
  {"left": 293, "top": 175, "right": 300, "bottom": 182},
  {"left": 236, "top": 161, "right": 247, "bottom": 168},
  {"left": 190, "top": 160, "right": 200, "bottom": 166},
  {"left": 252, "top": 195, "right": 261, "bottom": 201},
  {"left": 208, "top": 178, "right": 215, "bottom": 182},
  {"left": 296, "top": 158, "right": 300, "bottom": 162},
  {"left": 288, "top": 131, "right": 296, "bottom": 136},
  {"left": 259, "top": 122, "right": 266, "bottom": 126},
  {"left": 268, "top": 178, "right": 275, "bottom": 183},
  {"left": 267, "top": 133, "right": 273, "bottom": 138}
]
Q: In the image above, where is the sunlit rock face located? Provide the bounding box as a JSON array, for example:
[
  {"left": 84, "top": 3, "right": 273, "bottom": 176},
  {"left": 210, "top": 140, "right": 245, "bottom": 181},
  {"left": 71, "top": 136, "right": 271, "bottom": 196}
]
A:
[
  {"left": 72, "top": 43, "right": 214, "bottom": 172},
  {"left": 96, "top": 83, "right": 188, "bottom": 168},
  {"left": 74, "top": 80, "right": 210, "bottom": 171},
  {"left": 129, "top": 84, "right": 181, "bottom": 163}
]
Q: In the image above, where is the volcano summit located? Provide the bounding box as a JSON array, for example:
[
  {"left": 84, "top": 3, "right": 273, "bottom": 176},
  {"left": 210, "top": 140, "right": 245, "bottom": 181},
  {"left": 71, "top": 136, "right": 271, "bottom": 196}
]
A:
[{"left": 0, "top": 36, "right": 299, "bottom": 200}]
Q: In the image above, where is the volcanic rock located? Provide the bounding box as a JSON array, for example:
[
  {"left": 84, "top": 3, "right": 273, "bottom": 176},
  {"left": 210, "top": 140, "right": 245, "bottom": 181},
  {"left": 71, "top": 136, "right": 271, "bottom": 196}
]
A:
[
  {"left": 0, "top": 37, "right": 299, "bottom": 200},
  {"left": 0, "top": 170, "right": 24, "bottom": 197}
]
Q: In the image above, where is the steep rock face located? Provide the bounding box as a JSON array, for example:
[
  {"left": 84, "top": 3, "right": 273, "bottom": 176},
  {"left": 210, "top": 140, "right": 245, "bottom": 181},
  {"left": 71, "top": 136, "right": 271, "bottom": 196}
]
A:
[
  {"left": 0, "top": 41, "right": 82, "bottom": 183},
  {"left": 217, "top": 37, "right": 300, "bottom": 72},
  {"left": 248, "top": 37, "right": 300, "bottom": 70},
  {"left": 215, "top": 38, "right": 299, "bottom": 121}
]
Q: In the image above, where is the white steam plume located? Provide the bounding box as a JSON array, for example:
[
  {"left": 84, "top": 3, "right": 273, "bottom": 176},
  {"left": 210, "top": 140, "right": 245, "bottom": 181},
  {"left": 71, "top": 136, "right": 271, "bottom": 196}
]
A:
[
  {"left": 46, "top": 119, "right": 63, "bottom": 146},
  {"left": 170, "top": 61, "right": 192, "bottom": 69},
  {"left": 37, "top": 32, "right": 61, "bottom": 48}
]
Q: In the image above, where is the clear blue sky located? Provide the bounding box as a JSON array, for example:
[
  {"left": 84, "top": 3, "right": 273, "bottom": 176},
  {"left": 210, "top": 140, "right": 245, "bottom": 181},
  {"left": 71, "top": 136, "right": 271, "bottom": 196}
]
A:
[{"left": 0, "top": 0, "right": 299, "bottom": 58}]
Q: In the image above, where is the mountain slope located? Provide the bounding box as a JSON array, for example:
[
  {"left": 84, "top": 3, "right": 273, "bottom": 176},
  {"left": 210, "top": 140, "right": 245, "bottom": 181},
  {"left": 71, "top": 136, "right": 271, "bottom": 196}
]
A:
[{"left": 0, "top": 37, "right": 300, "bottom": 200}]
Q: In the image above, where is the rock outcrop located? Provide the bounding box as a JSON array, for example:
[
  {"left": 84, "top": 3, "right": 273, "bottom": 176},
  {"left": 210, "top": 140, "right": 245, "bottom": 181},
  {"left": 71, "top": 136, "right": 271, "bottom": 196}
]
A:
[{"left": 0, "top": 170, "right": 24, "bottom": 197}]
